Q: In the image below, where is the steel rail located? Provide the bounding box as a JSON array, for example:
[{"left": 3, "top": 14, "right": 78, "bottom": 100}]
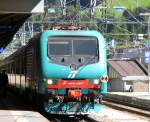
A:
[{"left": 102, "top": 100, "right": 150, "bottom": 118}]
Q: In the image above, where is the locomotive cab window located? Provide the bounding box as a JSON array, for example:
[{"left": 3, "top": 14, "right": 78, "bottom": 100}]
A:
[
  {"left": 48, "top": 40, "right": 72, "bottom": 56},
  {"left": 47, "top": 37, "right": 98, "bottom": 58},
  {"left": 73, "top": 39, "right": 97, "bottom": 55}
]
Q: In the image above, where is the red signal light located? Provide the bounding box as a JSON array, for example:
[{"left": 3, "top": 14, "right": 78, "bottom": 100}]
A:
[
  {"left": 105, "top": 76, "right": 109, "bottom": 82},
  {"left": 101, "top": 76, "right": 104, "bottom": 80},
  {"left": 101, "top": 76, "right": 105, "bottom": 81},
  {"left": 101, "top": 76, "right": 109, "bottom": 82}
]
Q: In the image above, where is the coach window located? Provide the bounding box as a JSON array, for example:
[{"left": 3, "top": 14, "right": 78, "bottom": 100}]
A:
[
  {"left": 8, "top": 64, "right": 11, "bottom": 84},
  {"left": 21, "top": 55, "right": 25, "bottom": 90},
  {"left": 10, "top": 64, "right": 12, "bottom": 85},
  {"left": 16, "top": 58, "right": 20, "bottom": 88},
  {"left": 6, "top": 65, "right": 9, "bottom": 83},
  {"left": 12, "top": 62, "right": 15, "bottom": 86},
  {"left": 14, "top": 60, "right": 17, "bottom": 87},
  {"left": 19, "top": 57, "right": 21, "bottom": 89}
]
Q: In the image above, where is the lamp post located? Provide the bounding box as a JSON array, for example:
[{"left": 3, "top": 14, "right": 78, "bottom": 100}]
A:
[
  {"left": 140, "top": 13, "right": 150, "bottom": 93},
  {"left": 148, "top": 16, "right": 150, "bottom": 94}
]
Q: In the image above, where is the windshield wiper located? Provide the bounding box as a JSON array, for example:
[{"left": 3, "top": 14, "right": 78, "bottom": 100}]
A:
[{"left": 71, "top": 55, "right": 98, "bottom": 79}]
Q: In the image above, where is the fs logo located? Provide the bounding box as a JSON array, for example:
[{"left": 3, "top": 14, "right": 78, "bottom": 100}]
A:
[{"left": 68, "top": 71, "right": 78, "bottom": 79}]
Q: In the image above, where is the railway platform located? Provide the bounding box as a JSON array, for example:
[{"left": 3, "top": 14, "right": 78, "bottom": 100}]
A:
[
  {"left": 104, "top": 92, "right": 150, "bottom": 110},
  {"left": 0, "top": 91, "right": 49, "bottom": 122}
]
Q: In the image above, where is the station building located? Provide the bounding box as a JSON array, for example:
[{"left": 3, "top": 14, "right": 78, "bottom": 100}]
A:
[{"left": 107, "top": 59, "right": 148, "bottom": 92}]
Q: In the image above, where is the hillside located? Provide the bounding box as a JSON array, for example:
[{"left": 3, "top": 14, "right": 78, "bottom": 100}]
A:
[
  {"left": 110, "top": 0, "right": 150, "bottom": 10},
  {"left": 100, "top": 0, "right": 150, "bottom": 18},
  {"left": 96, "top": 0, "right": 150, "bottom": 18}
]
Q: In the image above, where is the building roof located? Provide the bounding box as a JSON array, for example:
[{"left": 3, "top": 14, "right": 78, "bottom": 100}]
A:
[{"left": 108, "top": 60, "right": 147, "bottom": 79}]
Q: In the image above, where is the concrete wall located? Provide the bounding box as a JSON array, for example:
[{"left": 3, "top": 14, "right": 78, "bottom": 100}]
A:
[
  {"left": 108, "top": 79, "right": 124, "bottom": 92},
  {"left": 133, "top": 81, "right": 148, "bottom": 92},
  {"left": 109, "top": 79, "right": 148, "bottom": 92}
]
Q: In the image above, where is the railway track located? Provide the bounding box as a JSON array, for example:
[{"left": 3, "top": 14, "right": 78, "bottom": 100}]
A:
[
  {"left": 40, "top": 98, "right": 150, "bottom": 122},
  {"left": 102, "top": 100, "right": 150, "bottom": 118},
  {"left": 103, "top": 95, "right": 150, "bottom": 111}
]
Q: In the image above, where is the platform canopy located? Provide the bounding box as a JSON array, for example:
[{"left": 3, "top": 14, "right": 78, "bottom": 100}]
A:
[{"left": 0, "top": 0, "right": 44, "bottom": 48}]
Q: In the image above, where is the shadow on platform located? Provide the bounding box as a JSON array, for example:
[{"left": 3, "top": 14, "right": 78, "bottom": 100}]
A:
[{"left": 0, "top": 91, "right": 33, "bottom": 111}]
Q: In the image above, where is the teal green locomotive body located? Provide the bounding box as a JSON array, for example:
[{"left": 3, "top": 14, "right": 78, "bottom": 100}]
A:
[{"left": 39, "top": 30, "right": 108, "bottom": 114}]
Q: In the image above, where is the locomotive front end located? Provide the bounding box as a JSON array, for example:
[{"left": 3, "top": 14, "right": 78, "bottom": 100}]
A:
[{"left": 40, "top": 30, "right": 108, "bottom": 114}]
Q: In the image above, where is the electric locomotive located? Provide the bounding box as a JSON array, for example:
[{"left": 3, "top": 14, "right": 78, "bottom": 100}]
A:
[{"left": 0, "top": 30, "right": 108, "bottom": 115}]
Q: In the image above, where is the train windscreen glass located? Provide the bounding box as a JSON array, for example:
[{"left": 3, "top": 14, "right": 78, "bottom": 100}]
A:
[
  {"left": 48, "top": 41, "right": 71, "bottom": 55},
  {"left": 48, "top": 37, "right": 98, "bottom": 56},
  {"left": 73, "top": 40, "right": 97, "bottom": 55}
]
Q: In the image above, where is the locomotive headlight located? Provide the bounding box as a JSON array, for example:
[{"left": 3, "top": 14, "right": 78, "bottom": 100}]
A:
[
  {"left": 93, "top": 79, "right": 99, "bottom": 84},
  {"left": 47, "top": 79, "right": 53, "bottom": 84}
]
